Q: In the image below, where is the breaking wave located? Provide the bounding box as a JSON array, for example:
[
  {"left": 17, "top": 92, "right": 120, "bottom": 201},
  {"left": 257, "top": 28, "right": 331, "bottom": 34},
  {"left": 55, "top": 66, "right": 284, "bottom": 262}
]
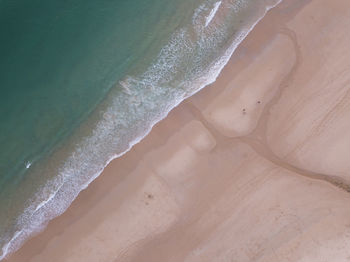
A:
[{"left": 0, "top": 0, "right": 282, "bottom": 259}]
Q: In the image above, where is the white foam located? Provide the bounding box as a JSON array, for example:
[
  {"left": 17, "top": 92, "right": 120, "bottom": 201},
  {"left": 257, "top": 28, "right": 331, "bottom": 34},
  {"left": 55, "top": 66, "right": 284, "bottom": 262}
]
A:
[
  {"left": 0, "top": 231, "right": 21, "bottom": 261},
  {"left": 25, "top": 161, "right": 31, "bottom": 169},
  {"left": 0, "top": 0, "right": 283, "bottom": 260},
  {"left": 34, "top": 189, "right": 59, "bottom": 212},
  {"left": 205, "top": 1, "right": 222, "bottom": 27}
]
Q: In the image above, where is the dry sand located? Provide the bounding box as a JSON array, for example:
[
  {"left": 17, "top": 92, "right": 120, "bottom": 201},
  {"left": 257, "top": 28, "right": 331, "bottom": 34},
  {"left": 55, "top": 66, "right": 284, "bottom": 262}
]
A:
[{"left": 7, "top": 0, "right": 350, "bottom": 261}]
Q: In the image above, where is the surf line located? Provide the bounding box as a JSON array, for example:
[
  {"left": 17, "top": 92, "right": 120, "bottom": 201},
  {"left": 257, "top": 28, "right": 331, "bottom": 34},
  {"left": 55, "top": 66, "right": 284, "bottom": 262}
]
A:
[{"left": 205, "top": 1, "right": 222, "bottom": 27}]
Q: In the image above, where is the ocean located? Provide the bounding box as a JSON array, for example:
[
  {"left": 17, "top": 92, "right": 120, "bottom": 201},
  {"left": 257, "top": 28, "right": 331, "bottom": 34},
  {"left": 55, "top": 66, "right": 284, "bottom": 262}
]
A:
[{"left": 0, "top": 0, "right": 281, "bottom": 259}]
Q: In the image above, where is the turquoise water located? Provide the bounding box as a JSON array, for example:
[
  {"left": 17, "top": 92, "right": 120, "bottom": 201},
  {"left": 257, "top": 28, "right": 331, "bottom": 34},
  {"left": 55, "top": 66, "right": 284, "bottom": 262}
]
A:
[
  {"left": 0, "top": 0, "right": 187, "bottom": 191},
  {"left": 0, "top": 0, "right": 281, "bottom": 259}
]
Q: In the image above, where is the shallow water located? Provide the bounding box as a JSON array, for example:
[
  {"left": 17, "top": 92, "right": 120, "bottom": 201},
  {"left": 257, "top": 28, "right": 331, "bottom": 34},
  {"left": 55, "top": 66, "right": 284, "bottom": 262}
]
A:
[{"left": 0, "top": 0, "right": 281, "bottom": 259}]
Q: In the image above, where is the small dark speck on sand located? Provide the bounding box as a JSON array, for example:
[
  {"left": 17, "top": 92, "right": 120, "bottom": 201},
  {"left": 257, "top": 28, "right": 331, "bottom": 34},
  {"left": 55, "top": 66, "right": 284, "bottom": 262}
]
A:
[{"left": 146, "top": 193, "right": 154, "bottom": 199}]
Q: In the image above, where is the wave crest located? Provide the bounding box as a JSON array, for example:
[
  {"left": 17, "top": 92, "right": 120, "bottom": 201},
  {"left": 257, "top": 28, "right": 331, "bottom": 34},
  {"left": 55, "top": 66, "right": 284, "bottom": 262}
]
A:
[{"left": 0, "top": 0, "right": 282, "bottom": 259}]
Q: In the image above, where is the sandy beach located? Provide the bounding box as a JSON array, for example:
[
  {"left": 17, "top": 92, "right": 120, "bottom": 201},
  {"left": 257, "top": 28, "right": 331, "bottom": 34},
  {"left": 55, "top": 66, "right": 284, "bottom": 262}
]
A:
[{"left": 6, "top": 0, "right": 350, "bottom": 261}]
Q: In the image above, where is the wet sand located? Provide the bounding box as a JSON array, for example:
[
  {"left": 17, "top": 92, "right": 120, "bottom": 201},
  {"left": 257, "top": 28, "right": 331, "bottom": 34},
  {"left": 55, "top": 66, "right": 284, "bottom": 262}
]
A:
[{"left": 7, "top": 0, "right": 350, "bottom": 261}]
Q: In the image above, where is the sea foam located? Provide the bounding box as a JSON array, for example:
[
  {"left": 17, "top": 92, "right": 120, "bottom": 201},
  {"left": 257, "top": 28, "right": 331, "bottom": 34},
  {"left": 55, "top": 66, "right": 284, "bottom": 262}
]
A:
[
  {"left": 0, "top": 0, "right": 282, "bottom": 259},
  {"left": 205, "top": 1, "right": 222, "bottom": 27}
]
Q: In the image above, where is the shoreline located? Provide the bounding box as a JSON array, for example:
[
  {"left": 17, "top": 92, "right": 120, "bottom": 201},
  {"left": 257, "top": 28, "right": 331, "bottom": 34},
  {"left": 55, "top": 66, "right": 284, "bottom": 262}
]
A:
[
  {"left": 6, "top": 0, "right": 350, "bottom": 260},
  {"left": 0, "top": 1, "right": 282, "bottom": 260}
]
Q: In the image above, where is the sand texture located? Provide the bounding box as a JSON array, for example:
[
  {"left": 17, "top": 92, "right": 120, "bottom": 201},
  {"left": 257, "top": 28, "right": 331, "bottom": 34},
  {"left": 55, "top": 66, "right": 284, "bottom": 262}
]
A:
[{"left": 7, "top": 0, "right": 350, "bottom": 261}]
